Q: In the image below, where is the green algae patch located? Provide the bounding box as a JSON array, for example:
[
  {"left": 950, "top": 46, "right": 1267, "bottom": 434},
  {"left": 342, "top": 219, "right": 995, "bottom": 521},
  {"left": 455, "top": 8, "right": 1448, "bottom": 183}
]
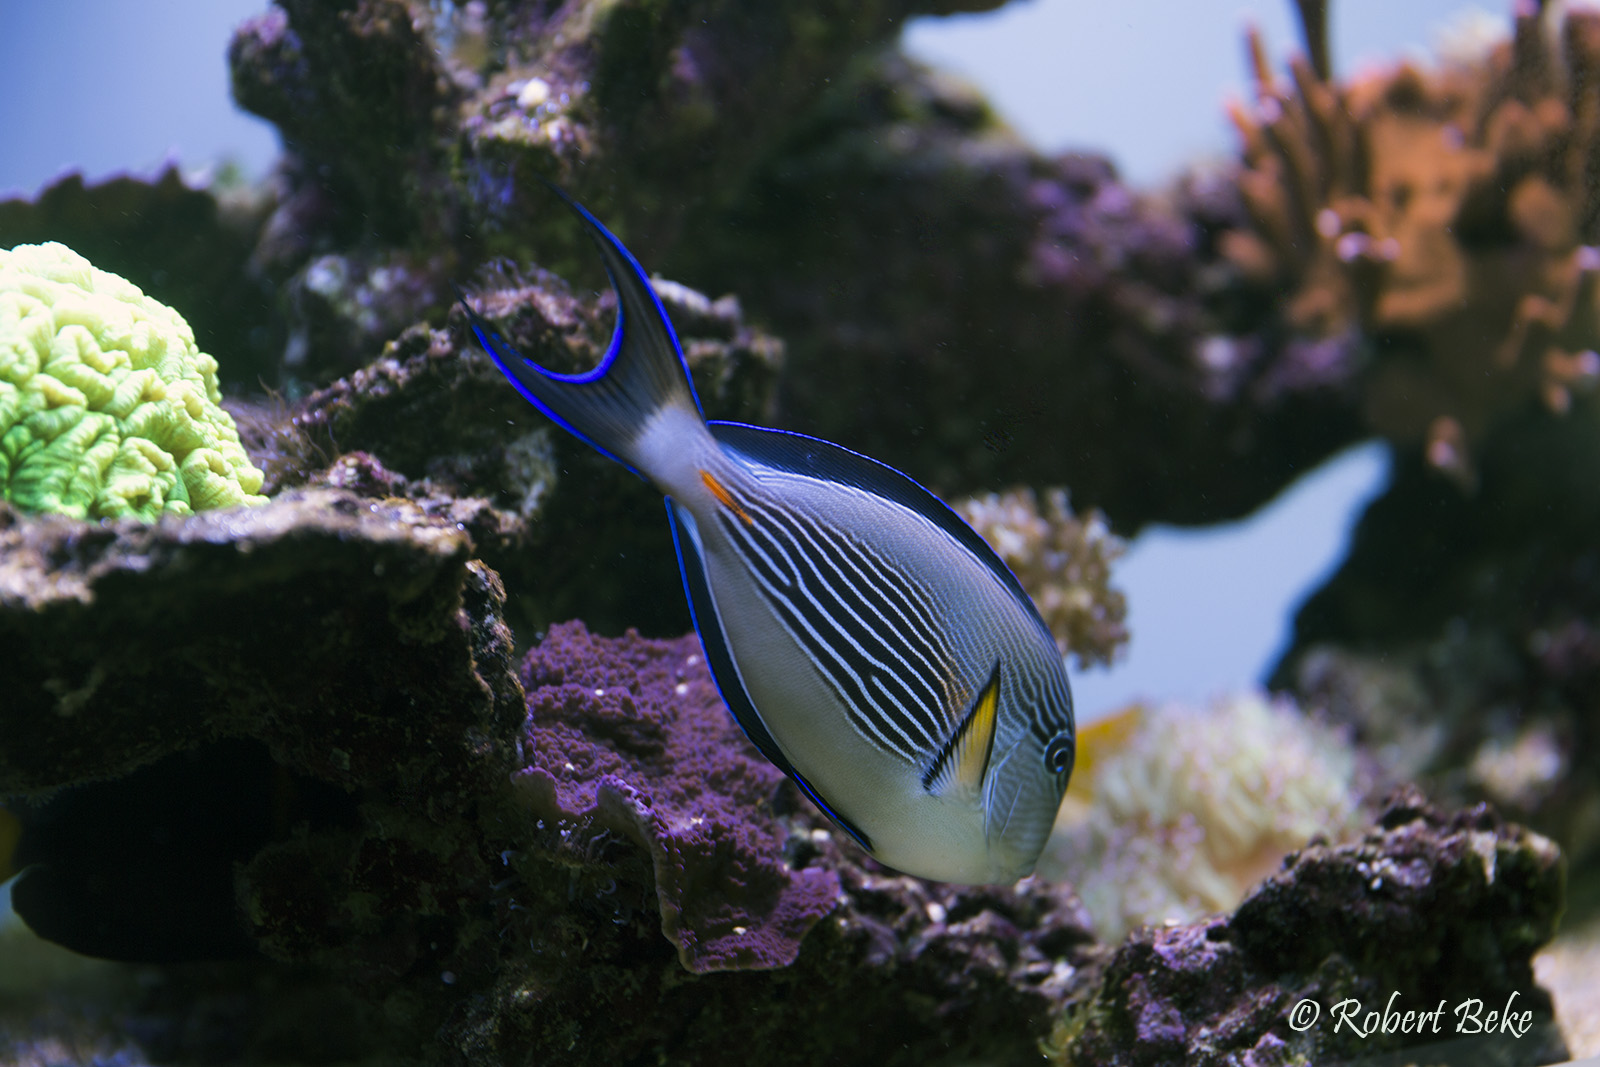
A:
[{"left": 0, "top": 241, "right": 267, "bottom": 520}]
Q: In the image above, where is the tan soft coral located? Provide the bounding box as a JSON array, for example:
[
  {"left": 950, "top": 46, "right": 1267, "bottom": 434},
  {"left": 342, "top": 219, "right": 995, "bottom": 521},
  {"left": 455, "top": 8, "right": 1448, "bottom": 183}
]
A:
[
  {"left": 1040, "top": 694, "right": 1364, "bottom": 942},
  {"left": 1225, "top": 3, "right": 1600, "bottom": 486},
  {"left": 954, "top": 487, "right": 1127, "bottom": 669}
]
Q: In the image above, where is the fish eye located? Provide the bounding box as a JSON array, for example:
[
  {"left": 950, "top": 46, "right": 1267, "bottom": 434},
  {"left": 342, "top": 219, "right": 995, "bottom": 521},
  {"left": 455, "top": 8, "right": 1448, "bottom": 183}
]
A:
[{"left": 1043, "top": 734, "right": 1074, "bottom": 776}]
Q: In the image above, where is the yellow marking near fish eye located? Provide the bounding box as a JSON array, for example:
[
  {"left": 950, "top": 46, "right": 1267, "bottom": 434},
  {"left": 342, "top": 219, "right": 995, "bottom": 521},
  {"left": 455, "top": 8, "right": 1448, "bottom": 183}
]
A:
[
  {"left": 701, "top": 469, "right": 754, "bottom": 526},
  {"left": 953, "top": 670, "right": 1001, "bottom": 794}
]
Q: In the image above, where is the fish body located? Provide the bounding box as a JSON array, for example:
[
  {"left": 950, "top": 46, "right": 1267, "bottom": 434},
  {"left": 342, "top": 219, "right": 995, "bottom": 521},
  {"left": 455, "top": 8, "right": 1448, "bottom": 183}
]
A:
[{"left": 459, "top": 190, "right": 1075, "bottom": 883}]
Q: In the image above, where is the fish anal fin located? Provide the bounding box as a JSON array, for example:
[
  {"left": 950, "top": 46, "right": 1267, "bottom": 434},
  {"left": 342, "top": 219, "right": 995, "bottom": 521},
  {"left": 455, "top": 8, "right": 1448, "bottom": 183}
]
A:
[
  {"left": 791, "top": 769, "right": 874, "bottom": 853},
  {"left": 923, "top": 661, "right": 1002, "bottom": 802}
]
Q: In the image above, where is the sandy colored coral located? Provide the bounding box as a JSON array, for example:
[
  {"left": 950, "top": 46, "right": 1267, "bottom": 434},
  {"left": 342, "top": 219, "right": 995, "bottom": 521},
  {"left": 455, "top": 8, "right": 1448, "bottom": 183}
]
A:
[
  {"left": 955, "top": 487, "right": 1126, "bottom": 669},
  {"left": 1535, "top": 915, "right": 1600, "bottom": 1059},
  {"left": 1040, "top": 693, "right": 1363, "bottom": 941},
  {"left": 0, "top": 242, "right": 266, "bottom": 519},
  {"left": 1226, "top": 5, "right": 1600, "bottom": 485}
]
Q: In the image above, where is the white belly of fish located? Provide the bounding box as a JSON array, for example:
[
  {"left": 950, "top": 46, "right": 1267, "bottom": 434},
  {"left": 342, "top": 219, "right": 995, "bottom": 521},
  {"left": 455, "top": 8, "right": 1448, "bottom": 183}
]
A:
[{"left": 694, "top": 509, "right": 1001, "bottom": 883}]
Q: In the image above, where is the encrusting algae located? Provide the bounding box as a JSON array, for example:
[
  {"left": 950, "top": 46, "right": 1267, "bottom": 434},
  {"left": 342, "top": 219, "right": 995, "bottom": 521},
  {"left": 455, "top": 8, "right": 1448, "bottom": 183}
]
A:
[{"left": 0, "top": 241, "right": 266, "bottom": 520}]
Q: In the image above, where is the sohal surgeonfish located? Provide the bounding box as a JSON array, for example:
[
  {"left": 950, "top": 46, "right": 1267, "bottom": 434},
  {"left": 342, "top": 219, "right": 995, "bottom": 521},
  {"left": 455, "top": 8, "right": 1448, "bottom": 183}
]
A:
[{"left": 457, "top": 188, "right": 1075, "bottom": 884}]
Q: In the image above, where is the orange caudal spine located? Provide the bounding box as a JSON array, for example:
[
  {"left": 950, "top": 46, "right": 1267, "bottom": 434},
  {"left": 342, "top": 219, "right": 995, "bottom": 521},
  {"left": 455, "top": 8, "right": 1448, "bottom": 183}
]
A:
[{"left": 700, "top": 469, "right": 755, "bottom": 526}]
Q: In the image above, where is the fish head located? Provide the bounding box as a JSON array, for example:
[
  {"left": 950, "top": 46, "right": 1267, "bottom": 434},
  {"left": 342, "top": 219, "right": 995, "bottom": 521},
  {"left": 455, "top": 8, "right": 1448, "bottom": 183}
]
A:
[
  {"left": 914, "top": 651, "right": 1076, "bottom": 883},
  {"left": 981, "top": 703, "right": 1075, "bottom": 882}
]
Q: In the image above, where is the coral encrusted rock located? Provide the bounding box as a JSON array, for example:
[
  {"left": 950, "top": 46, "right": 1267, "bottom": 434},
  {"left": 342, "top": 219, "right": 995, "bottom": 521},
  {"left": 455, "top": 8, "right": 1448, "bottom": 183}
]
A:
[
  {"left": 513, "top": 621, "right": 839, "bottom": 973},
  {"left": 445, "top": 621, "right": 1098, "bottom": 1067},
  {"left": 0, "top": 487, "right": 515, "bottom": 793},
  {"left": 1048, "top": 788, "right": 1568, "bottom": 1067},
  {"left": 1277, "top": 413, "right": 1600, "bottom": 910},
  {"left": 677, "top": 49, "right": 1366, "bottom": 528},
  {"left": 0, "top": 487, "right": 522, "bottom": 975},
  {"left": 220, "top": 0, "right": 1371, "bottom": 532},
  {"left": 264, "top": 266, "right": 782, "bottom": 639}
]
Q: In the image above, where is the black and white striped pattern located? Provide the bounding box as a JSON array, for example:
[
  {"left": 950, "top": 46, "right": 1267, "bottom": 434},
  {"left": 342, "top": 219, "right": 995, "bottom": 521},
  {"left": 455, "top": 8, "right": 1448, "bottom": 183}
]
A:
[{"left": 711, "top": 478, "right": 966, "bottom": 765}]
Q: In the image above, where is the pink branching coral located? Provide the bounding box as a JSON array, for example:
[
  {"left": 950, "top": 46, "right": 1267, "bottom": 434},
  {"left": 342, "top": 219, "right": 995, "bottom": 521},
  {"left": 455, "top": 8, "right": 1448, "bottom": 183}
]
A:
[
  {"left": 954, "top": 487, "right": 1127, "bottom": 669},
  {"left": 1225, "top": 2, "right": 1600, "bottom": 486}
]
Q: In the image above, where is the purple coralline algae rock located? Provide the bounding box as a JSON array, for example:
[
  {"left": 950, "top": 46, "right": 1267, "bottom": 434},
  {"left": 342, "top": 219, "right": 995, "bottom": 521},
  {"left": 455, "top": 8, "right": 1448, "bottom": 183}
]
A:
[
  {"left": 515, "top": 620, "right": 840, "bottom": 972},
  {"left": 1051, "top": 787, "right": 1568, "bottom": 1067},
  {"left": 440, "top": 621, "right": 1097, "bottom": 1065}
]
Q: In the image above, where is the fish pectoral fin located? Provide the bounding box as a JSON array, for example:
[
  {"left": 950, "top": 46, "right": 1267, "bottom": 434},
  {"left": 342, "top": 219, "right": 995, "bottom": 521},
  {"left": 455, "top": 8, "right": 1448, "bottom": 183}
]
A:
[{"left": 921, "top": 660, "right": 1002, "bottom": 802}]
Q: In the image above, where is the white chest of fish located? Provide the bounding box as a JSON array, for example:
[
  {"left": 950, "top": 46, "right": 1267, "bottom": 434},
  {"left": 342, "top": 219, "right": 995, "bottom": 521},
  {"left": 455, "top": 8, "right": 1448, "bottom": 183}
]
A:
[{"left": 457, "top": 189, "right": 1076, "bottom": 883}]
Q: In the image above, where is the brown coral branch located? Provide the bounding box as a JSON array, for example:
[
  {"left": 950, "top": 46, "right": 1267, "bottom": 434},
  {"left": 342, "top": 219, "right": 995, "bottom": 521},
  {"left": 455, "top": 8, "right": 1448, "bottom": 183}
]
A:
[
  {"left": 1293, "top": 0, "right": 1330, "bottom": 83},
  {"left": 1223, "top": 2, "right": 1600, "bottom": 486}
]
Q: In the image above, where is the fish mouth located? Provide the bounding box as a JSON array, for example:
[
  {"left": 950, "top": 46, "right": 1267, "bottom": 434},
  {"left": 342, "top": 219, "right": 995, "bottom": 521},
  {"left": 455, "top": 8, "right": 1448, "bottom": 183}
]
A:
[{"left": 983, "top": 741, "right": 1029, "bottom": 846}]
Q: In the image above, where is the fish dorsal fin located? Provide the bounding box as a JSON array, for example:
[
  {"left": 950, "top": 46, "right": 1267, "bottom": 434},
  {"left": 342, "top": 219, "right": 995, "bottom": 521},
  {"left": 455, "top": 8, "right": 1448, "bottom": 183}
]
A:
[
  {"left": 922, "top": 661, "right": 1002, "bottom": 801},
  {"left": 707, "top": 422, "right": 1051, "bottom": 645}
]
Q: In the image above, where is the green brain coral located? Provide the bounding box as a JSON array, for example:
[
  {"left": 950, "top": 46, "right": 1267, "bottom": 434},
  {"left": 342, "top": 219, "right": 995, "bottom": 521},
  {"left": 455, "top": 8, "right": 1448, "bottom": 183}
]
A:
[{"left": 0, "top": 242, "right": 267, "bottom": 520}]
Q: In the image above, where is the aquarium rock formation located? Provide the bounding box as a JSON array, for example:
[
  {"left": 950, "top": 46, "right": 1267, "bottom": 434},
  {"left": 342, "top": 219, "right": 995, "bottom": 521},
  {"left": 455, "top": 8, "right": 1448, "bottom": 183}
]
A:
[
  {"left": 0, "top": 583, "right": 1101, "bottom": 1062},
  {"left": 445, "top": 622, "right": 1098, "bottom": 1065},
  {"left": 262, "top": 264, "right": 783, "bottom": 638},
  {"left": 1257, "top": 6, "right": 1600, "bottom": 908},
  {"left": 1049, "top": 788, "right": 1569, "bottom": 1067},
  {"left": 212, "top": 0, "right": 1380, "bottom": 529},
  {"left": 511, "top": 621, "right": 842, "bottom": 974},
  {"left": 1239, "top": 0, "right": 1600, "bottom": 954},
  {"left": 1281, "top": 440, "right": 1600, "bottom": 913},
  {"left": 1, "top": 0, "right": 1593, "bottom": 1061}
]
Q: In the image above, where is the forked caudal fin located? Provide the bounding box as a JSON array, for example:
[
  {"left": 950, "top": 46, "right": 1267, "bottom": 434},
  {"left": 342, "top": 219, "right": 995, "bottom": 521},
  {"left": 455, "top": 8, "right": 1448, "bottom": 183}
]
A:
[{"left": 453, "top": 186, "right": 703, "bottom": 476}]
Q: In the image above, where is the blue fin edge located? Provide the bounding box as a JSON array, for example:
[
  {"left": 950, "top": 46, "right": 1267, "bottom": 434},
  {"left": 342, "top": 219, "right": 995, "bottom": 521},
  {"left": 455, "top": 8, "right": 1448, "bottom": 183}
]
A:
[
  {"left": 452, "top": 284, "right": 642, "bottom": 476},
  {"left": 540, "top": 183, "right": 704, "bottom": 418}
]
